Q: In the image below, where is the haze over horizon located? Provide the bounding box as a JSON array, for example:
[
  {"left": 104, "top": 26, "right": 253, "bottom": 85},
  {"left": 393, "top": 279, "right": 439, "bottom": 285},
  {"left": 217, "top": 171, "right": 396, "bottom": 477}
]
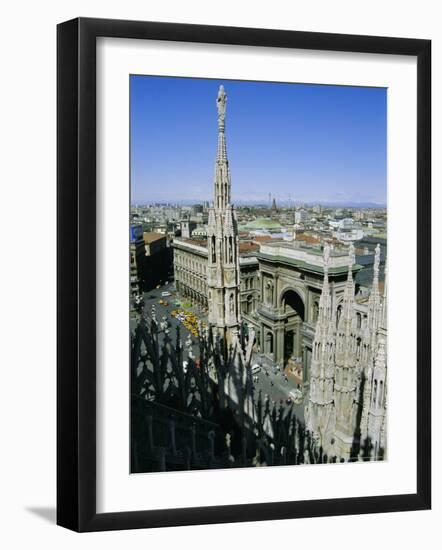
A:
[
  {"left": 130, "top": 76, "right": 387, "bottom": 206},
  {"left": 130, "top": 198, "right": 386, "bottom": 208}
]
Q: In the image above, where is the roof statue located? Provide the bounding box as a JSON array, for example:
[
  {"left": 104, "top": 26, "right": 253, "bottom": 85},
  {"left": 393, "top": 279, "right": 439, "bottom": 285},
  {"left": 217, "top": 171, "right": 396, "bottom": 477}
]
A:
[{"left": 217, "top": 85, "right": 227, "bottom": 127}]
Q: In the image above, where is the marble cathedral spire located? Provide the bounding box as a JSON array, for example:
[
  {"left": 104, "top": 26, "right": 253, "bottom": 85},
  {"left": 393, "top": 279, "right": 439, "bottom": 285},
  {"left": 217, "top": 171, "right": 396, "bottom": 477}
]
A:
[
  {"left": 303, "top": 241, "right": 388, "bottom": 461},
  {"left": 359, "top": 333, "right": 387, "bottom": 460},
  {"left": 367, "top": 244, "right": 383, "bottom": 351},
  {"left": 214, "top": 85, "right": 231, "bottom": 211},
  {"left": 207, "top": 86, "right": 240, "bottom": 347},
  {"left": 333, "top": 243, "right": 359, "bottom": 459},
  {"left": 381, "top": 257, "right": 387, "bottom": 331},
  {"left": 305, "top": 243, "right": 336, "bottom": 448},
  {"left": 359, "top": 246, "right": 387, "bottom": 459},
  {"left": 335, "top": 243, "right": 357, "bottom": 363}
]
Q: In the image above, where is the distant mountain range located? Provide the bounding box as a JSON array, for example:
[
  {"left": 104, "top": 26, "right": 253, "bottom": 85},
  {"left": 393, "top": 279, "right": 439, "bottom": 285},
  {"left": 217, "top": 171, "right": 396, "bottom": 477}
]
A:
[{"left": 132, "top": 199, "right": 386, "bottom": 209}]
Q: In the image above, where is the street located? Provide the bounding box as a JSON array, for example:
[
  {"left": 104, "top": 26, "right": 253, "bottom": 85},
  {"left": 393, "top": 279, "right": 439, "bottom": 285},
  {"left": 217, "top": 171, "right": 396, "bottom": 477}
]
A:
[
  {"left": 131, "top": 283, "right": 204, "bottom": 356},
  {"left": 132, "top": 282, "right": 306, "bottom": 423},
  {"left": 251, "top": 361, "right": 305, "bottom": 423}
]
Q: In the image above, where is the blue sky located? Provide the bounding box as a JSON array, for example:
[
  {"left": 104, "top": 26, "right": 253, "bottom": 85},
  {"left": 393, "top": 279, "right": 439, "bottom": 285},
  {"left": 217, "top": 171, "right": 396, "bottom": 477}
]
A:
[{"left": 130, "top": 75, "right": 386, "bottom": 205}]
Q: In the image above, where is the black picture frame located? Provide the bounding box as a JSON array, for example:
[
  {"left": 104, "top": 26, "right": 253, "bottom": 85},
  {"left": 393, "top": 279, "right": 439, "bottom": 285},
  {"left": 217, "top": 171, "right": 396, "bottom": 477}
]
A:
[{"left": 57, "top": 17, "right": 431, "bottom": 532}]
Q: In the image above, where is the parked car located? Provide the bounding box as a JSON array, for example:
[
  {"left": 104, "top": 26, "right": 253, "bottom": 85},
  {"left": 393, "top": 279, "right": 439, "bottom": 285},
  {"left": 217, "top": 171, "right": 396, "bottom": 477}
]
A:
[{"left": 251, "top": 364, "right": 261, "bottom": 374}]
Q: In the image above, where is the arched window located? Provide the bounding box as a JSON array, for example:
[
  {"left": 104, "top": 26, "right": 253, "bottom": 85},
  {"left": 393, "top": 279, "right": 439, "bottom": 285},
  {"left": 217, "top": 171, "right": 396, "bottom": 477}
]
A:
[
  {"left": 266, "top": 332, "right": 274, "bottom": 354},
  {"left": 356, "top": 312, "right": 362, "bottom": 329},
  {"left": 312, "top": 300, "right": 319, "bottom": 322},
  {"left": 211, "top": 236, "right": 216, "bottom": 262},
  {"left": 229, "top": 293, "right": 234, "bottom": 315},
  {"left": 356, "top": 337, "right": 362, "bottom": 359},
  {"left": 337, "top": 305, "right": 343, "bottom": 325},
  {"left": 379, "top": 380, "right": 384, "bottom": 408}
]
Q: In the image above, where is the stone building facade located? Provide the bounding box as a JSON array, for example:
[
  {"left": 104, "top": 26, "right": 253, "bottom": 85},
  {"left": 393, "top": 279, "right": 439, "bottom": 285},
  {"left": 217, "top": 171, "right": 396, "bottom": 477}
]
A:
[
  {"left": 174, "top": 241, "right": 259, "bottom": 315},
  {"left": 174, "top": 239, "right": 209, "bottom": 308},
  {"left": 253, "top": 241, "right": 364, "bottom": 373},
  {"left": 174, "top": 235, "right": 368, "bottom": 381}
]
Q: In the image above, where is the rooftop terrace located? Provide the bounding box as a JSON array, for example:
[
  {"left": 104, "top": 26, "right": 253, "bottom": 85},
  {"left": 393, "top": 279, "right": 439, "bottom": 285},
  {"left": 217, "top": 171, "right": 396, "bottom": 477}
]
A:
[{"left": 259, "top": 241, "right": 354, "bottom": 272}]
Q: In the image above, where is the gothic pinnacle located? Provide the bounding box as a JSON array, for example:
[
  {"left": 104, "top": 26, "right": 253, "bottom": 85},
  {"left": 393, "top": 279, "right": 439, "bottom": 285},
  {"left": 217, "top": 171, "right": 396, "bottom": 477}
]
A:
[
  {"left": 347, "top": 242, "right": 355, "bottom": 281},
  {"left": 373, "top": 243, "right": 381, "bottom": 281}
]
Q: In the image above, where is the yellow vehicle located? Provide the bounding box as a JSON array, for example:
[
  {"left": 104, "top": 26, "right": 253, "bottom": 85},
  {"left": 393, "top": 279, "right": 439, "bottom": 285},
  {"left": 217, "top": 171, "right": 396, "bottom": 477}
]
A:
[
  {"left": 171, "top": 310, "right": 177, "bottom": 317},
  {"left": 158, "top": 299, "right": 164, "bottom": 305}
]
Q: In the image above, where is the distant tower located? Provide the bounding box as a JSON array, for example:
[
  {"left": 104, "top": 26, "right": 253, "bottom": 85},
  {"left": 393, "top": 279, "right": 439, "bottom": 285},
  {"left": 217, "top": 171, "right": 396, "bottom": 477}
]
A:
[
  {"left": 207, "top": 86, "right": 241, "bottom": 347},
  {"left": 271, "top": 197, "right": 277, "bottom": 213}
]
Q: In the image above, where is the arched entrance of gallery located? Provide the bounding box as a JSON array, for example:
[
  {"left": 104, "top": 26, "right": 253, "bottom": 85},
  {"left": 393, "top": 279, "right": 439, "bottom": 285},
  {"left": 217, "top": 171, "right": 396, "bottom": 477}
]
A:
[{"left": 280, "top": 288, "right": 305, "bottom": 366}]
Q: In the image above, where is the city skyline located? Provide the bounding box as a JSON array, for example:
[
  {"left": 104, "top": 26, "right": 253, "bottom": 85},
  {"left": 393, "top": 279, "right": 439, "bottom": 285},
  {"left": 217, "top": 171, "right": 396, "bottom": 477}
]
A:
[{"left": 130, "top": 76, "right": 387, "bottom": 206}]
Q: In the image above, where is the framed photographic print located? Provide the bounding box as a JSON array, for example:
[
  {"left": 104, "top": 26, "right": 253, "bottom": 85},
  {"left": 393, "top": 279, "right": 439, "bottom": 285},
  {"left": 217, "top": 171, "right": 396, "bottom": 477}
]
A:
[{"left": 57, "top": 17, "right": 431, "bottom": 532}]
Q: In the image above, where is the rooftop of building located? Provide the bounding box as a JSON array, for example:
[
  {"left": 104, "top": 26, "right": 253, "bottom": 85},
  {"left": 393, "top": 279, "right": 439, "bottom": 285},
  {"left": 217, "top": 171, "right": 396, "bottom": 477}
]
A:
[
  {"left": 296, "top": 233, "right": 321, "bottom": 245},
  {"left": 174, "top": 237, "right": 260, "bottom": 257},
  {"left": 180, "top": 237, "right": 208, "bottom": 247},
  {"left": 143, "top": 231, "right": 166, "bottom": 244},
  {"left": 239, "top": 241, "right": 260, "bottom": 254},
  {"left": 173, "top": 235, "right": 368, "bottom": 275},
  {"left": 240, "top": 217, "right": 283, "bottom": 230},
  {"left": 258, "top": 240, "right": 360, "bottom": 274},
  {"left": 252, "top": 235, "right": 274, "bottom": 243}
]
